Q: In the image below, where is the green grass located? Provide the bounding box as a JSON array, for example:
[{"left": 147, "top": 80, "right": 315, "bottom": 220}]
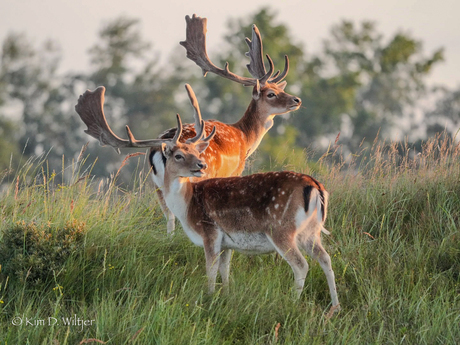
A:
[{"left": 0, "top": 134, "right": 459, "bottom": 344}]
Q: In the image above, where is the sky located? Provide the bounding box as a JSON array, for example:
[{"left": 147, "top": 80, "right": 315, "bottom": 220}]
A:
[{"left": 0, "top": 0, "right": 459, "bottom": 89}]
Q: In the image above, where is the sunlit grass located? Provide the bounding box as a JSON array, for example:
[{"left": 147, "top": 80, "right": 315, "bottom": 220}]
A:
[{"left": 0, "top": 132, "right": 459, "bottom": 344}]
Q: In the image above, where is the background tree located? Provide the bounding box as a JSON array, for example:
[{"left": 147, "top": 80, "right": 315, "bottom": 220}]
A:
[
  {"left": 0, "top": 117, "right": 20, "bottom": 174},
  {"left": 0, "top": 33, "right": 85, "bottom": 172},
  {"left": 425, "top": 86, "right": 460, "bottom": 138},
  {"left": 295, "top": 20, "right": 444, "bottom": 152}
]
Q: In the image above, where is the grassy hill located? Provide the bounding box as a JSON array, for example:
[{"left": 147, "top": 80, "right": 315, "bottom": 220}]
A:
[{"left": 0, "top": 134, "right": 459, "bottom": 344}]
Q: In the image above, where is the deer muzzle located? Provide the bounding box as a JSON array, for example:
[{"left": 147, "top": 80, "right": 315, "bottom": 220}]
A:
[{"left": 191, "top": 161, "right": 207, "bottom": 177}]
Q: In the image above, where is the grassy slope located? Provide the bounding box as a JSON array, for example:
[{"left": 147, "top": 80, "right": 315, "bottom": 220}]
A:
[{"left": 0, "top": 135, "right": 459, "bottom": 344}]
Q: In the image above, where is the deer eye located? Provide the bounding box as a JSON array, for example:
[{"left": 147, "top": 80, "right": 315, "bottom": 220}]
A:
[
  {"left": 267, "top": 92, "right": 276, "bottom": 98},
  {"left": 174, "top": 154, "right": 184, "bottom": 161}
]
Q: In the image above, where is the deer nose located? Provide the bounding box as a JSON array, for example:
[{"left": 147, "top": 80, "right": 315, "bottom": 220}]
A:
[
  {"left": 197, "top": 162, "right": 207, "bottom": 170},
  {"left": 293, "top": 97, "right": 301, "bottom": 104}
]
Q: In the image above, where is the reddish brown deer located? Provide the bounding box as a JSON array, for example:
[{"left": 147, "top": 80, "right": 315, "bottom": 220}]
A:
[
  {"left": 149, "top": 14, "right": 302, "bottom": 233},
  {"left": 75, "top": 85, "right": 339, "bottom": 312}
]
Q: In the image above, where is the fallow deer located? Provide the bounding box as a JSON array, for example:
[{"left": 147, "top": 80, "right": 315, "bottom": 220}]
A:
[
  {"left": 75, "top": 85, "right": 339, "bottom": 312},
  {"left": 150, "top": 14, "right": 302, "bottom": 234}
]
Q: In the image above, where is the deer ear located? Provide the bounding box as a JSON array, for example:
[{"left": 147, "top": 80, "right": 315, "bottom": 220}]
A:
[
  {"left": 252, "top": 80, "right": 261, "bottom": 100},
  {"left": 277, "top": 81, "right": 287, "bottom": 90},
  {"left": 195, "top": 141, "right": 210, "bottom": 154},
  {"left": 161, "top": 142, "right": 172, "bottom": 158}
]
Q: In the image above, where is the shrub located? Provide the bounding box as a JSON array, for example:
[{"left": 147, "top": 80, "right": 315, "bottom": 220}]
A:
[{"left": 0, "top": 220, "right": 86, "bottom": 285}]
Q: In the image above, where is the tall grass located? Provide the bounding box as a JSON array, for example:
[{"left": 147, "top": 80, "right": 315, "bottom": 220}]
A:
[{"left": 0, "top": 133, "right": 459, "bottom": 344}]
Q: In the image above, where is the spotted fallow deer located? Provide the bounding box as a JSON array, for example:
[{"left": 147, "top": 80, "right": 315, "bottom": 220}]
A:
[
  {"left": 150, "top": 14, "right": 302, "bottom": 234},
  {"left": 75, "top": 84, "right": 339, "bottom": 312}
]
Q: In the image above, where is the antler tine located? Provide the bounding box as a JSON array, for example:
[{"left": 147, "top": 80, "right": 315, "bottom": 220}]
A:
[
  {"left": 187, "top": 117, "right": 206, "bottom": 144},
  {"left": 75, "top": 86, "right": 167, "bottom": 152},
  {"left": 180, "top": 14, "right": 257, "bottom": 86},
  {"left": 271, "top": 70, "right": 281, "bottom": 80},
  {"left": 172, "top": 114, "right": 183, "bottom": 145},
  {"left": 245, "top": 24, "right": 266, "bottom": 79},
  {"left": 258, "top": 55, "right": 275, "bottom": 86},
  {"left": 184, "top": 84, "right": 202, "bottom": 133},
  {"left": 184, "top": 84, "right": 205, "bottom": 144},
  {"left": 202, "top": 124, "right": 216, "bottom": 142},
  {"left": 269, "top": 55, "right": 290, "bottom": 84}
]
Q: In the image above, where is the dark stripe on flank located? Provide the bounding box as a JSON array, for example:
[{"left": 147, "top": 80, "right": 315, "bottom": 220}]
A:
[
  {"left": 303, "top": 186, "right": 313, "bottom": 213},
  {"left": 318, "top": 190, "right": 325, "bottom": 222}
]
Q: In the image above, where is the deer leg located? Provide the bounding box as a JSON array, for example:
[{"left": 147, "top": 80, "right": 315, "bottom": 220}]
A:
[
  {"left": 218, "top": 249, "right": 232, "bottom": 289},
  {"left": 303, "top": 237, "right": 339, "bottom": 309},
  {"left": 203, "top": 238, "right": 221, "bottom": 294},
  {"left": 156, "top": 188, "right": 176, "bottom": 234},
  {"left": 268, "top": 235, "right": 309, "bottom": 298}
]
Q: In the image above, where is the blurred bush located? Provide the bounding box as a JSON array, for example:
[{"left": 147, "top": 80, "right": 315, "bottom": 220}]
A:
[{"left": 0, "top": 220, "right": 86, "bottom": 285}]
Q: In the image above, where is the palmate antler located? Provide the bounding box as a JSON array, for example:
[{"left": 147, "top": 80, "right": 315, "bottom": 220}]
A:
[
  {"left": 75, "top": 85, "right": 214, "bottom": 153},
  {"left": 180, "top": 14, "right": 289, "bottom": 87}
]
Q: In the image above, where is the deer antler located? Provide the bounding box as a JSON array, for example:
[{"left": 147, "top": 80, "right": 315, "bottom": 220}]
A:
[
  {"left": 184, "top": 84, "right": 216, "bottom": 144},
  {"left": 75, "top": 85, "right": 215, "bottom": 153},
  {"left": 180, "top": 14, "right": 289, "bottom": 87},
  {"left": 244, "top": 24, "right": 266, "bottom": 79},
  {"left": 244, "top": 24, "right": 289, "bottom": 85},
  {"left": 180, "top": 14, "right": 256, "bottom": 86},
  {"left": 75, "top": 86, "right": 176, "bottom": 153},
  {"left": 184, "top": 83, "right": 203, "bottom": 138}
]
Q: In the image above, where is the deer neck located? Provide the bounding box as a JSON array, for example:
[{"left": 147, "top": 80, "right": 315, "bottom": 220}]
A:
[
  {"left": 163, "top": 174, "right": 205, "bottom": 247},
  {"left": 163, "top": 174, "right": 194, "bottom": 217},
  {"left": 233, "top": 100, "right": 275, "bottom": 157}
]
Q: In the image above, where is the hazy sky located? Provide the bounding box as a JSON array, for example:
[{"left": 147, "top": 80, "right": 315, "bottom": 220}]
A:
[{"left": 1, "top": 0, "right": 459, "bottom": 88}]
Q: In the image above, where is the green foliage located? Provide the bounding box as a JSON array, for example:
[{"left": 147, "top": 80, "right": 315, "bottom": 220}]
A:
[
  {"left": 0, "top": 116, "right": 20, "bottom": 173},
  {"left": 426, "top": 86, "right": 460, "bottom": 138},
  {"left": 0, "top": 31, "right": 87, "bottom": 175},
  {"left": 0, "top": 220, "right": 86, "bottom": 285},
  {"left": 254, "top": 124, "right": 325, "bottom": 175},
  {"left": 295, "top": 20, "right": 444, "bottom": 151},
  {"left": 88, "top": 17, "right": 150, "bottom": 76}
]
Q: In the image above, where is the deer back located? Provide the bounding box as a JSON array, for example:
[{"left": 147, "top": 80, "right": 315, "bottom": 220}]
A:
[{"left": 186, "top": 171, "right": 328, "bottom": 238}]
